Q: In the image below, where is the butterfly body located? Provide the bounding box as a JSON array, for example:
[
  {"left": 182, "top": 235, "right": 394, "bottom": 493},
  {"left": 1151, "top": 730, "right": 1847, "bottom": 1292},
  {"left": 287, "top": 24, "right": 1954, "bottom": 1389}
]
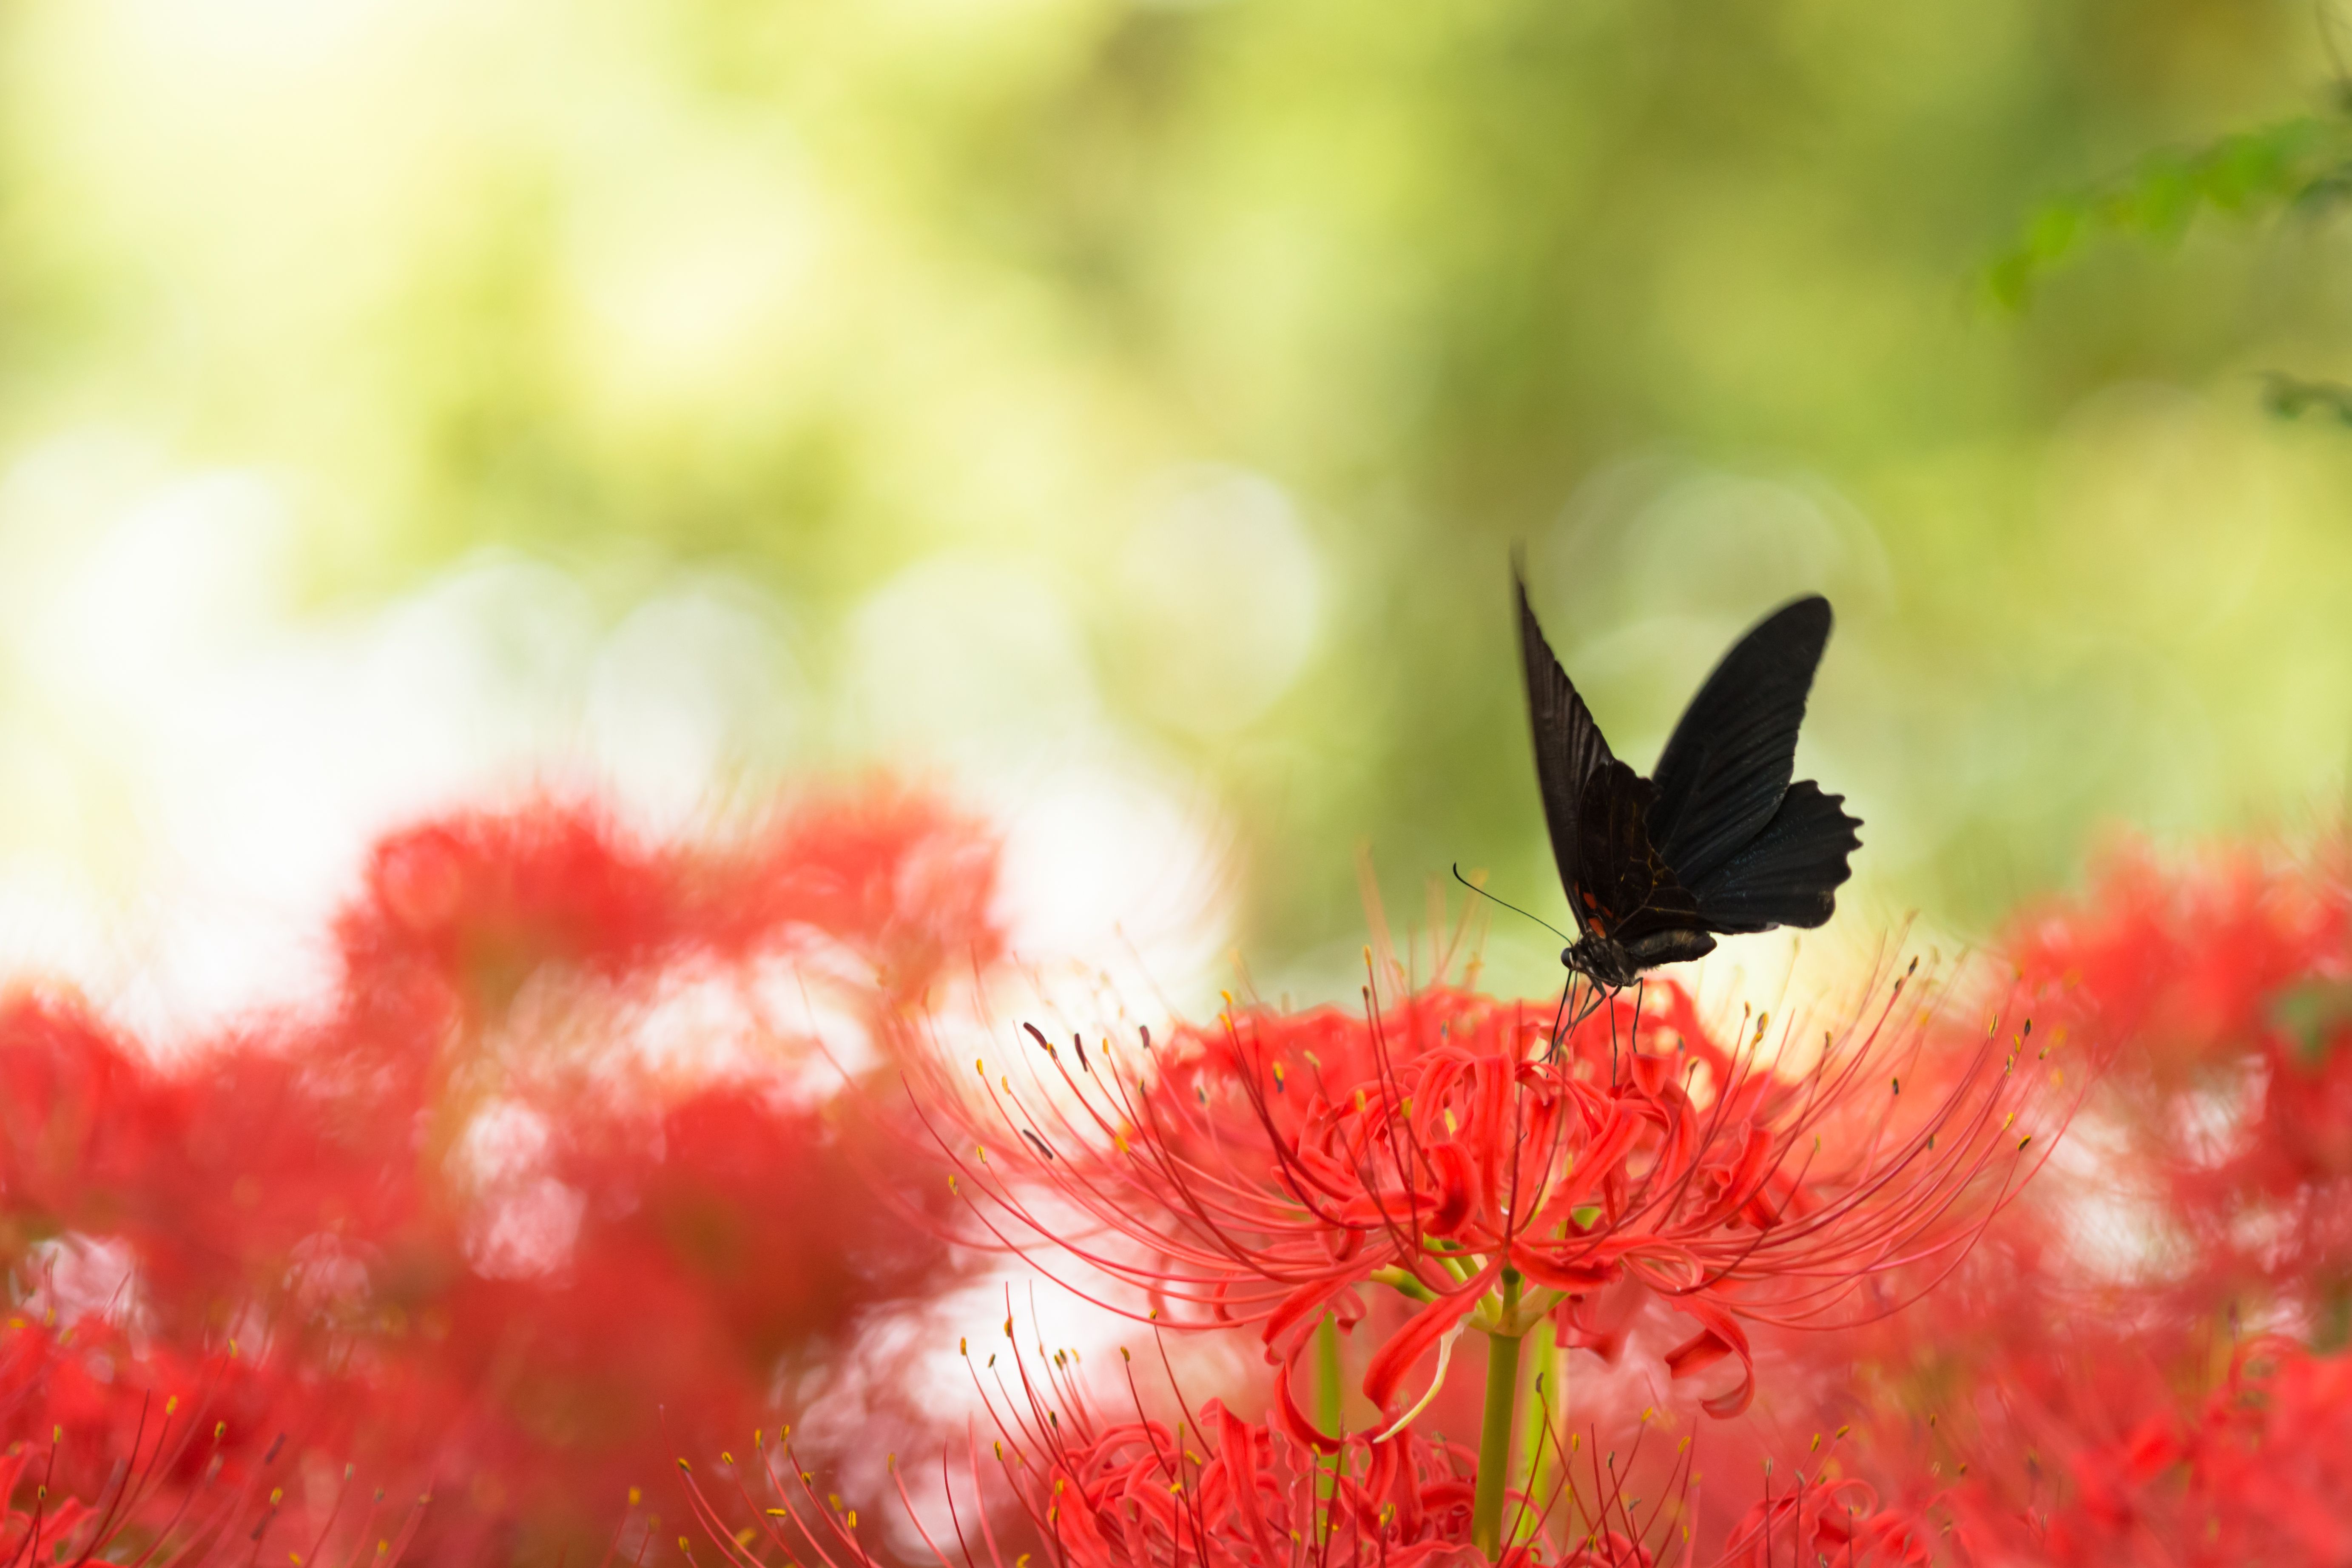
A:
[{"left": 1519, "top": 574, "right": 1861, "bottom": 988}]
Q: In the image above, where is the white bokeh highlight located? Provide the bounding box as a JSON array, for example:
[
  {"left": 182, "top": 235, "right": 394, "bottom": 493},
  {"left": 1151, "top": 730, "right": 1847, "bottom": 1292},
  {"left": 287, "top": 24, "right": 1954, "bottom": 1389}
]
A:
[{"left": 0, "top": 435, "right": 1235, "bottom": 1048}]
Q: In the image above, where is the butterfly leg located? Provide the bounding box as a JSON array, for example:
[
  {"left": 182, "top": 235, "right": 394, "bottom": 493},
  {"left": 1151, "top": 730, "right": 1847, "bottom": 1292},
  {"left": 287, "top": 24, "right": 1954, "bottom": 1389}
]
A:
[
  {"left": 1561, "top": 979, "right": 1610, "bottom": 1053},
  {"left": 1545, "top": 969, "right": 1577, "bottom": 1064},
  {"left": 1605, "top": 985, "right": 1623, "bottom": 1086}
]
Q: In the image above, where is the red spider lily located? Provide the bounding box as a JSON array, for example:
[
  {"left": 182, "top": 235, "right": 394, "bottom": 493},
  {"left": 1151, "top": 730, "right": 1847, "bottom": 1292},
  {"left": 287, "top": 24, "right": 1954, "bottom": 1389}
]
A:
[
  {"left": 1935, "top": 1337, "right": 2352, "bottom": 1567},
  {"left": 677, "top": 1325, "right": 1694, "bottom": 1568},
  {"left": 1672, "top": 837, "right": 2352, "bottom": 1568},
  {"left": 0, "top": 1314, "right": 434, "bottom": 1567},
  {"left": 1721, "top": 1477, "right": 1928, "bottom": 1568},
  {"left": 1714, "top": 1429, "right": 1932, "bottom": 1568},
  {"left": 2005, "top": 839, "right": 2352, "bottom": 1320},
  {"left": 0, "top": 785, "right": 1005, "bottom": 1561},
  {"left": 922, "top": 955, "right": 2053, "bottom": 1438}
]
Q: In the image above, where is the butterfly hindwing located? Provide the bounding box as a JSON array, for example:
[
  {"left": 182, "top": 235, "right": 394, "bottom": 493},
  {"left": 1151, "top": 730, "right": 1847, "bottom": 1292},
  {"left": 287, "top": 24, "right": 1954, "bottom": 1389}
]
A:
[
  {"left": 1518, "top": 574, "right": 1619, "bottom": 940},
  {"left": 1684, "top": 779, "right": 1861, "bottom": 933},
  {"left": 1647, "top": 596, "right": 1834, "bottom": 891}
]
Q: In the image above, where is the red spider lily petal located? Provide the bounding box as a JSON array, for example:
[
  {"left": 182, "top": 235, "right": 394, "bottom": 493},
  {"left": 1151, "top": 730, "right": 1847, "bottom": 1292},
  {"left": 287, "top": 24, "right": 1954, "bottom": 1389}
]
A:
[
  {"left": 1659, "top": 1295, "right": 1754, "bottom": 1418},
  {"left": 1272, "top": 1348, "right": 1343, "bottom": 1454},
  {"left": 1263, "top": 1274, "right": 1358, "bottom": 1366},
  {"left": 1549, "top": 1275, "right": 1647, "bottom": 1362},
  {"left": 1362, "top": 1261, "right": 1500, "bottom": 1420}
]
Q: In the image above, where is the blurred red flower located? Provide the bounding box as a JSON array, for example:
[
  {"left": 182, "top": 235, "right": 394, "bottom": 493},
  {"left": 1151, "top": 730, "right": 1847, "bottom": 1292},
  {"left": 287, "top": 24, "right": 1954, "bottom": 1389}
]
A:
[
  {"left": 0, "top": 784, "right": 1004, "bottom": 1562},
  {"left": 0, "top": 1313, "right": 435, "bottom": 1565},
  {"left": 2005, "top": 839, "right": 2352, "bottom": 1324}
]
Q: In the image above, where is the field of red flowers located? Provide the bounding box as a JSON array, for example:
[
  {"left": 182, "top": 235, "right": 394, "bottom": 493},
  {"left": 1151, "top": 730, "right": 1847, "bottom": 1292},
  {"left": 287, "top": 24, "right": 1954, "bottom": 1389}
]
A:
[{"left": 5, "top": 785, "right": 2349, "bottom": 1566}]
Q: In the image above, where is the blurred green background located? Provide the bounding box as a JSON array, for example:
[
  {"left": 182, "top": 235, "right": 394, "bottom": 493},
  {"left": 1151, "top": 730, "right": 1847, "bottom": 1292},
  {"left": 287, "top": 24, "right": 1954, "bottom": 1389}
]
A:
[{"left": 3, "top": 0, "right": 2351, "bottom": 1016}]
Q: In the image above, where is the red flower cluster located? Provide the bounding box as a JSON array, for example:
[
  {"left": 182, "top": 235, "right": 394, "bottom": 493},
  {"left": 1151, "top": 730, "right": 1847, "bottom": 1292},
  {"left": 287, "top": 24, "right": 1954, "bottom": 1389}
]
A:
[
  {"left": 0, "top": 786, "right": 1004, "bottom": 1562},
  {"left": 2004, "top": 840, "right": 2352, "bottom": 1320},
  {"left": 1721, "top": 1471, "right": 1928, "bottom": 1568},
  {"left": 680, "top": 1330, "right": 1692, "bottom": 1568},
  {"left": 1937, "top": 1337, "right": 2352, "bottom": 1566},
  {"left": 1717, "top": 839, "right": 2352, "bottom": 1567},
  {"left": 11, "top": 766, "right": 2351, "bottom": 1568},
  {"left": 0, "top": 1313, "right": 434, "bottom": 1566}
]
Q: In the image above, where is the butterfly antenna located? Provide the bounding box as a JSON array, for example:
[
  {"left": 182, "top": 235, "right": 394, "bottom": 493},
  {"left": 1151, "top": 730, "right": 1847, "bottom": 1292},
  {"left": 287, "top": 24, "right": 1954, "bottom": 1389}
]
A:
[{"left": 1450, "top": 864, "right": 1576, "bottom": 946}]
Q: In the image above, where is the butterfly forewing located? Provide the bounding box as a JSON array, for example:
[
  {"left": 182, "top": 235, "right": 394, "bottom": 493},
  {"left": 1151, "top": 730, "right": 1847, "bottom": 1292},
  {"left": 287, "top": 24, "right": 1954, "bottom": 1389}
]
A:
[
  {"left": 1646, "top": 595, "right": 1834, "bottom": 891},
  {"left": 1517, "top": 574, "right": 1620, "bottom": 940}
]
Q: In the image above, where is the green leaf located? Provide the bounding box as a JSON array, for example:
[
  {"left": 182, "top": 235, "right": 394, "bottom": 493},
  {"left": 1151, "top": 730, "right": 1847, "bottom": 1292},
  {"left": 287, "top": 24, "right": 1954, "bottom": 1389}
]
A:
[{"left": 1983, "top": 114, "right": 2343, "bottom": 307}]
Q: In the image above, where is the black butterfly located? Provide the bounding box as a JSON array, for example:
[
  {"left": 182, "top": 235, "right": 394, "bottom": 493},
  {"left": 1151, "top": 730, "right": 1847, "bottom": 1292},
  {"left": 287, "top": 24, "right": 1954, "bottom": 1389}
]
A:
[{"left": 1519, "top": 573, "right": 1861, "bottom": 989}]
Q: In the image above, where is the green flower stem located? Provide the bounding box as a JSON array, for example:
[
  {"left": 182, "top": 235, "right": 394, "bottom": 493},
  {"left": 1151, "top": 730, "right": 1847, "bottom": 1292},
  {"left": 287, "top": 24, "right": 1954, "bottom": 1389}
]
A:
[
  {"left": 1370, "top": 1266, "right": 1437, "bottom": 1303},
  {"left": 1315, "top": 1310, "right": 1344, "bottom": 1431},
  {"left": 1519, "top": 1329, "right": 1558, "bottom": 1542},
  {"left": 1471, "top": 1269, "right": 1523, "bottom": 1561},
  {"left": 1314, "top": 1309, "right": 1345, "bottom": 1498}
]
